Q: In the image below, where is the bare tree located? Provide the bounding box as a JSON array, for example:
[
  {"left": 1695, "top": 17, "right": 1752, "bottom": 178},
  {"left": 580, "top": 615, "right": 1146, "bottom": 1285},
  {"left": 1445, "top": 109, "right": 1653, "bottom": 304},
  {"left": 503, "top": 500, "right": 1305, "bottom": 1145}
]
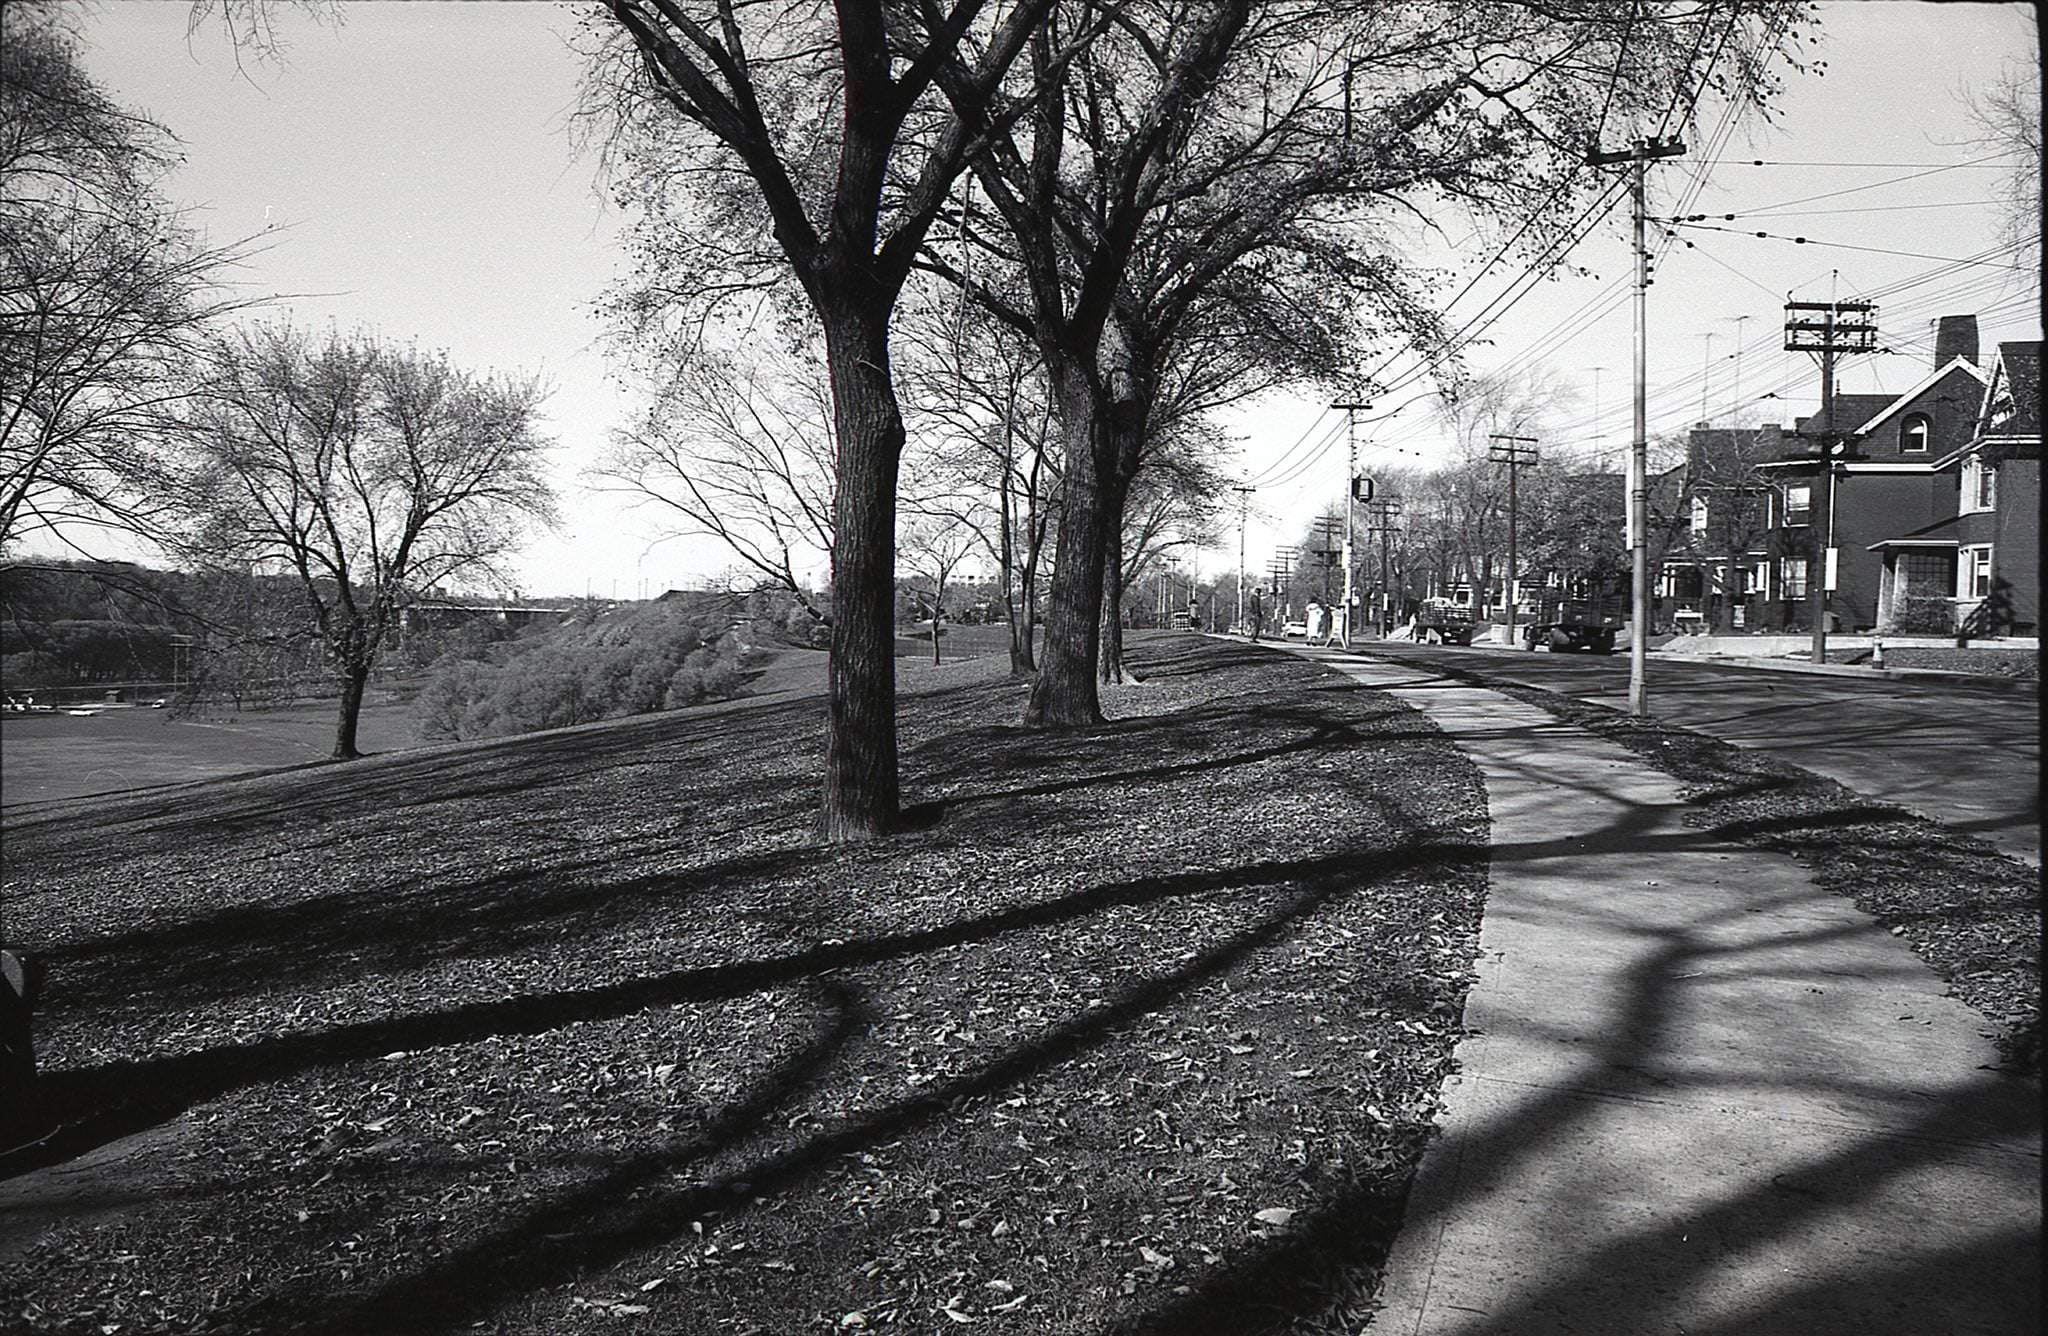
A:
[
  {"left": 586, "top": 0, "right": 1078, "bottom": 841},
  {"left": 898, "top": 306, "right": 1060, "bottom": 675},
  {"left": 1960, "top": 23, "right": 2042, "bottom": 258},
  {"left": 182, "top": 325, "right": 557, "bottom": 759},
  {"left": 922, "top": 0, "right": 1794, "bottom": 727},
  {"left": 0, "top": 3, "right": 267, "bottom": 564},
  {"left": 592, "top": 350, "right": 837, "bottom": 622},
  {"left": 897, "top": 513, "right": 977, "bottom": 665}
]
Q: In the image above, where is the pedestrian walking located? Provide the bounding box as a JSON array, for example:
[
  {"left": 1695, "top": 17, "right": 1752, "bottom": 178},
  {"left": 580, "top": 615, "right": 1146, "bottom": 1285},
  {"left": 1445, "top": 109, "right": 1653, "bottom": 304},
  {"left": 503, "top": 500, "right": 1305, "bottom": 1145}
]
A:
[
  {"left": 1305, "top": 600, "right": 1325, "bottom": 645},
  {"left": 1248, "top": 588, "right": 1264, "bottom": 642}
]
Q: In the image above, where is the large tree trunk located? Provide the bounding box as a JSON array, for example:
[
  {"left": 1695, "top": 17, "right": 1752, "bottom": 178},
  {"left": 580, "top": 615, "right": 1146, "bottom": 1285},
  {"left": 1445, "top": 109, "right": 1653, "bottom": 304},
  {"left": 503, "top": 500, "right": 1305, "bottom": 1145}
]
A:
[
  {"left": 1026, "top": 362, "right": 1118, "bottom": 727},
  {"left": 817, "top": 300, "right": 903, "bottom": 841},
  {"left": 1098, "top": 526, "right": 1129, "bottom": 685},
  {"left": 332, "top": 659, "right": 370, "bottom": 760}
]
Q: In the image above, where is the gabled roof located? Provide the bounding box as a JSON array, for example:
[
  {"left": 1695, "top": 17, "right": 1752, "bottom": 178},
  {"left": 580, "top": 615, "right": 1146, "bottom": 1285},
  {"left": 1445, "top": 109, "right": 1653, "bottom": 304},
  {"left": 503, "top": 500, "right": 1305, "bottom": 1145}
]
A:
[
  {"left": 1986, "top": 341, "right": 2041, "bottom": 436},
  {"left": 1848, "top": 357, "right": 1990, "bottom": 438},
  {"left": 1792, "top": 394, "right": 1896, "bottom": 439},
  {"left": 1934, "top": 341, "right": 2043, "bottom": 466}
]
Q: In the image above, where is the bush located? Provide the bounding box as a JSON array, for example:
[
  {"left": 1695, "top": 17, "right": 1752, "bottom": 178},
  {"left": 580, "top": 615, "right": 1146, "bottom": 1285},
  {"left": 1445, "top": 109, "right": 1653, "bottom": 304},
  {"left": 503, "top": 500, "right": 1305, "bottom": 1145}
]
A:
[
  {"left": 1896, "top": 595, "right": 1956, "bottom": 636},
  {"left": 412, "top": 599, "right": 752, "bottom": 740}
]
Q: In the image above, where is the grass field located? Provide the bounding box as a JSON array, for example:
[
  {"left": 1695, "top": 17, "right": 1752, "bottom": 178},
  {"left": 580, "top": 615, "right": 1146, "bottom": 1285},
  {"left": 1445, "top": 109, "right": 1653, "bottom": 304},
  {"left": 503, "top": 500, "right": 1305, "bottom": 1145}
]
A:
[
  {"left": 0, "top": 642, "right": 1000, "bottom": 808},
  {"left": 0, "top": 698, "right": 424, "bottom": 807},
  {"left": 0, "top": 650, "right": 847, "bottom": 809}
]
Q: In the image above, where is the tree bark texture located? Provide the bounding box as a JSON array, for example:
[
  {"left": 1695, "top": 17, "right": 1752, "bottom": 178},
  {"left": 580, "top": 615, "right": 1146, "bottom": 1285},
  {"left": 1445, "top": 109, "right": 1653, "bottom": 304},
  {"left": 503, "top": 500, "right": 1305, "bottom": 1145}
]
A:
[
  {"left": 1098, "top": 525, "right": 1128, "bottom": 685},
  {"left": 1026, "top": 362, "right": 1118, "bottom": 726},
  {"left": 817, "top": 301, "right": 903, "bottom": 840},
  {"left": 331, "top": 660, "right": 370, "bottom": 761}
]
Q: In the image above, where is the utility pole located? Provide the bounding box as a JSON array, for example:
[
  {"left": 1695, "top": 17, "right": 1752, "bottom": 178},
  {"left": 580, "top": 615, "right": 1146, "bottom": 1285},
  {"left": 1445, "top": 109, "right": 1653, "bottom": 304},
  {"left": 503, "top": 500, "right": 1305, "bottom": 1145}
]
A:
[
  {"left": 1365, "top": 499, "right": 1404, "bottom": 634},
  {"left": 1728, "top": 314, "right": 1751, "bottom": 413},
  {"left": 1590, "top": 365, "right": 1605, "bottom": 456},
  {"left": 1267, "top": 548, "right": 1297, "bottom": 620},
  {"left": 1589, "top": 134, "right": 1685, "bottom": 717},
  {"left": 1488, "top": 435, "right": 1540, "bottom": 648},
  {"left": 1698, "top": 332, "right": 1716, "bottom": 423},
  {"left": 1231, "top": 484, "right": 1256, "bottom": 635},
  {"left": 1312, "top": 516, "right": 1343, "bottom": 606},
  {"left": 1784, "top": 296, "right": 1877, "bottom": 664},
  {"left": 1333, "top": 401, "right": 1371, "bottom": 648}
]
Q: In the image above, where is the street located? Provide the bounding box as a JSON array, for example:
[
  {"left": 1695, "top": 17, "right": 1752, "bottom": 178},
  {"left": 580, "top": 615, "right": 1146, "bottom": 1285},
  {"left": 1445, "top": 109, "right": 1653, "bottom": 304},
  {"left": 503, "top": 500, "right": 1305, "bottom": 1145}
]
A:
[{"left": 1338, "top": 640, "right": 2041, "bottom": 866}]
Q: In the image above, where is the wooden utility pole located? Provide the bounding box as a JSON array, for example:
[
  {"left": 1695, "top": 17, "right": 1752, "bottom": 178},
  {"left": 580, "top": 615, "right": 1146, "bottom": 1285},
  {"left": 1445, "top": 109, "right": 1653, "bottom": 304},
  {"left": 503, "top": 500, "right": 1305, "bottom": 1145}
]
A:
[
  {"left": 1333, "top": 401, "right": 1372, "bottom": 648},
  {"left": 1589, "top": 135, "right": 1685, "bottom": 716},
  {"left": 1365, "top": 499, "right": 1404, "bottom": 633},
  {"left": 1231, "top": 483, "right": 1256, "bottom": 635},
  {"left": 1488, "top": 435, "right": 1540, "bottom": 647},
  {"left": 1784, "top": 298, "right": 1877, "bottom": 664}
]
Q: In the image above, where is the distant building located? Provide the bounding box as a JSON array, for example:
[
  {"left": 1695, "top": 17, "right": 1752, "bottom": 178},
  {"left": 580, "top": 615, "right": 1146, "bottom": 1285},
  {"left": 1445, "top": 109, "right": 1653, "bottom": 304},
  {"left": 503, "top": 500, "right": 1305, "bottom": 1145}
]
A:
[
  {"left": 1868, "top": 338, "right": 2041, "bottom": 635},
  {"left": 1651, "top": 425, "right": 1786, "bottom": 632},
  {"left": 1751, "top": 314, "right": 1991, "bottom": 632}
]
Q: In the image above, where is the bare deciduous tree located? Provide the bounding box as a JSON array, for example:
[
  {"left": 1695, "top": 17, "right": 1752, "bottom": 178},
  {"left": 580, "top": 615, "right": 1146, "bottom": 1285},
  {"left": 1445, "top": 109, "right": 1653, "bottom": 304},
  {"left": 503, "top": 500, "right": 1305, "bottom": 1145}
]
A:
[
  {"left": 183, "top": 325, "right": 557, "bottom": 759},
  {"left": 0, "top": 4, "right": 266, "bottom": 564},
  {"left": 587, "top": 0, "right": 1075, "bottom": 841},
  {"left": 899, "top": 308, "right": 1060, "bottom": 675},
  {"left": 592, "top": 351, "right": 837, "bottom": 622}
]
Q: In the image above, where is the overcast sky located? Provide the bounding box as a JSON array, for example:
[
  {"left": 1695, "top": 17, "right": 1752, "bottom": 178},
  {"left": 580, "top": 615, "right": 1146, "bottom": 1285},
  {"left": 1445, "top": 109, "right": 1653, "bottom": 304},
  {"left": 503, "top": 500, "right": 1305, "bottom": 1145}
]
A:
[{"left": 75, "top": 1, "right": 2040, "bottom": 594}]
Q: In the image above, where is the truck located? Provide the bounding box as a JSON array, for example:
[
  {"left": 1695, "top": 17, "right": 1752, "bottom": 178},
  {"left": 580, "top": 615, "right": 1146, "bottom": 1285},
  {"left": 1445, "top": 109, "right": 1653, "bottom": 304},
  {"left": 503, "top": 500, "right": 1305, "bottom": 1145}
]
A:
[
  {"left": 1414, "top": 597, "right": 1476, "bottom": 646},
  {"left": 1519, "top": 581, "right": 1623, "bottom": 654}
]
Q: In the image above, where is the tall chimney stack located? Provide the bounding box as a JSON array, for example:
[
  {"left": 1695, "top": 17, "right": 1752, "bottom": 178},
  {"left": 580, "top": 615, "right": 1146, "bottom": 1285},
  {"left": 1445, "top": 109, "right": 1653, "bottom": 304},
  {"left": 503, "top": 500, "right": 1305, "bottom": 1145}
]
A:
[{"left": 1934, "top": 314, "right": 1979, "bottom": 367}]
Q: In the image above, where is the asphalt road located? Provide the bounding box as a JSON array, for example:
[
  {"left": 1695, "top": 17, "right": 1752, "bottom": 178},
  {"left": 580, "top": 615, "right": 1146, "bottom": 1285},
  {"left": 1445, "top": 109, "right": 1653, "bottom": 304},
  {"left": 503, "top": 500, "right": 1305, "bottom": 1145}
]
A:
[{"left": 1330, "top": 640, "right": 2041, "bottom": 866}]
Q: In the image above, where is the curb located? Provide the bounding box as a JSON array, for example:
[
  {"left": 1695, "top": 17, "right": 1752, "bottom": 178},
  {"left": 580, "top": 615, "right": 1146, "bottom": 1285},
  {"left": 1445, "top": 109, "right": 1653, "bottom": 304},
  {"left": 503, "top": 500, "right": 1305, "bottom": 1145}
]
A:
[{"left": 1646, "top": 652, "right": 2040, "bottom": 692}]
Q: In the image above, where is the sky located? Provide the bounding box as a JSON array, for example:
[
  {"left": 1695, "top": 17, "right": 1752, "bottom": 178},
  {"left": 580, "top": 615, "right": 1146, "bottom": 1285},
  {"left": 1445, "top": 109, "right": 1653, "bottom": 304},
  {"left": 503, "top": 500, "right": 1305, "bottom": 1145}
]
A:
[{"left": 71, "top": 1, "right": 2041, "bottom": 595}]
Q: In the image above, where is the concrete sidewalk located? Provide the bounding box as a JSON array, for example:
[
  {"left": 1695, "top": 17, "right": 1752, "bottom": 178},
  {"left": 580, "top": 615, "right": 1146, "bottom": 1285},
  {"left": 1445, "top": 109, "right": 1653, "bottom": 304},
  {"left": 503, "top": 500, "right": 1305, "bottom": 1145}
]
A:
[{"left": 1295, "top": 651, "right": 2041, "bottom": 1335}]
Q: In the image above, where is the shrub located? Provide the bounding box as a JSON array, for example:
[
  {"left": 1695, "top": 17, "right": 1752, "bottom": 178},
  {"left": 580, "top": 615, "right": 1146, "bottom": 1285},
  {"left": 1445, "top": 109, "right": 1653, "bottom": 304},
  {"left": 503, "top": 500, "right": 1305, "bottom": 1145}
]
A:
[{"left": 410, "top": 599, "right": 753, "bottom": 740}]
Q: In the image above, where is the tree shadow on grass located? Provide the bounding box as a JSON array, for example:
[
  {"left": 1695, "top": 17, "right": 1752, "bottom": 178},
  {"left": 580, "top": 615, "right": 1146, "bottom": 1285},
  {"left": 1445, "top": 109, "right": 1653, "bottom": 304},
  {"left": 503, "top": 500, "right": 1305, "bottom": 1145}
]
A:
[
  {"left": 295, "top": 835, "right": 1464, "bottom": 1336},
  {"left": 9, "top": 839, "right": 1479, "bottom": 1185},
  {"left": 30, "top": 678, "right": 1411, "bottom": 1017}
]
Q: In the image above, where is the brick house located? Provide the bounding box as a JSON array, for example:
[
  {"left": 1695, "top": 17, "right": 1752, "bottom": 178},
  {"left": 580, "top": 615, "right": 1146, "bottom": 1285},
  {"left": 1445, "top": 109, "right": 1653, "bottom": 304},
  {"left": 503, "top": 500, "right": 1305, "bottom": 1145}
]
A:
[
  {"left": 1751, "top": 315, "right": 1990, "bottom": 632},
  {"left": 1651, "top": 423, "right": 1786, "bottom": 631},
  {"left": 1869, "top": 339, "right": 2041, "bottom": 635}
]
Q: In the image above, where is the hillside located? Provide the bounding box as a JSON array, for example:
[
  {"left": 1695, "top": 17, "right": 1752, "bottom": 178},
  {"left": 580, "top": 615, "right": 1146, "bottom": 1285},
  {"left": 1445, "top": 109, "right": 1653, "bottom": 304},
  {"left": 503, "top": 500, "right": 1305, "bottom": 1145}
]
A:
[{"left": 1, "top": 634, "right": 1491, "bottom": 1335}]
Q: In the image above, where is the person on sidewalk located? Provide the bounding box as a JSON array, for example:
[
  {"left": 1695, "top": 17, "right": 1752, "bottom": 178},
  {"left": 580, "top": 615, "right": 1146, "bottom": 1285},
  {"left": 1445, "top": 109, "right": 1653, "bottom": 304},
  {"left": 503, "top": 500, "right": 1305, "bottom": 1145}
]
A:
[
  {"left": 1305, "top": 600, "right": 1326, "bottom": 645},
  {"left": 1248, "top": 588, "right": 1264, "bottom": 643}
]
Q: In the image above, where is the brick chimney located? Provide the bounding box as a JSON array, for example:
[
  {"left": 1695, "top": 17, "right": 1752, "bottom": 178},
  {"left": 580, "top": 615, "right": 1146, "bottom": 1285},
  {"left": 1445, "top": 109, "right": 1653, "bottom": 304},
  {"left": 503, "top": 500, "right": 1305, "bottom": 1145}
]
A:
[{"left": 1934, "top": 314, "right": 1979, "bottom": 367}]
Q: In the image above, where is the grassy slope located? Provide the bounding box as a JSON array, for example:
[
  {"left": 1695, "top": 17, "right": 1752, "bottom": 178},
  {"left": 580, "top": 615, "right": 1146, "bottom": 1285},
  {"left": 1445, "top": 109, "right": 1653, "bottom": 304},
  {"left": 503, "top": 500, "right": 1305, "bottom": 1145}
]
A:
[{"left": 1, "top": 636, "right": 1488, "bottom": 1336}]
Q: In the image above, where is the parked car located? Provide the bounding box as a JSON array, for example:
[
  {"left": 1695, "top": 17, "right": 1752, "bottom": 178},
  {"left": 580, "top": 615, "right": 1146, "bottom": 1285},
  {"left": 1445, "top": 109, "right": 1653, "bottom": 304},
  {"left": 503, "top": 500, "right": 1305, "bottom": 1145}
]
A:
[{"left": 1281, "top": 619, "right": 1308, "bottom": 638}]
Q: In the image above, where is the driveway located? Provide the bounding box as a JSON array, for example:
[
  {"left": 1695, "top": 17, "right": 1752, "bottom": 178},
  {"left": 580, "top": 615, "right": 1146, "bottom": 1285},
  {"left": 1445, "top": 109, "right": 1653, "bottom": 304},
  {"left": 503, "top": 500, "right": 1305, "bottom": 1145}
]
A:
[{"left": 1340, "top": 641, "right": 2041, "bottom": 865}]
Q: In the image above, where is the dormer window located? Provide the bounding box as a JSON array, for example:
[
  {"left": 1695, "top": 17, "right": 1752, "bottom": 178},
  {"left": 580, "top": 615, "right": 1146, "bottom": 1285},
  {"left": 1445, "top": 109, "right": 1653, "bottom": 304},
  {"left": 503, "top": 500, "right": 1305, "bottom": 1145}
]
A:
[{"left": 1900, "top": 413, "right": 1930, "bottom": 453}]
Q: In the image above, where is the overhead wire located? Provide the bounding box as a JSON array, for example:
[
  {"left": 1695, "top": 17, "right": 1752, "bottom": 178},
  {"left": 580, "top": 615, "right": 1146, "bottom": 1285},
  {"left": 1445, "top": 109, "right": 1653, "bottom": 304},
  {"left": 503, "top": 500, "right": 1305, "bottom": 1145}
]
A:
[{"left": 1658, "top": 219, "right": 2038, "bottom": 270}]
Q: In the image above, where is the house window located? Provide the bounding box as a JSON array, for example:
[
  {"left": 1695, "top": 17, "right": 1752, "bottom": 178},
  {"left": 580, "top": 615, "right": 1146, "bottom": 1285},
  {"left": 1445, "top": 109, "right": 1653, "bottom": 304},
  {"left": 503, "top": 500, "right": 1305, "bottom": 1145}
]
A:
[
  {"left": 1782, "top": 483, "right": 1811, "bottom": 526},
  {"left": 1689, "top": 495, "right": 1709, "bottom": 538},
  {"left": 1960, "top": 545, "right": 1994, "bottom": 600},
  {"left": 1961, "top": 454, "right": 1998, "bottom": 511},
  {"left": 1899, "top": 414, "right": 1930, "bottom": 453},
  {"left": 1781, "top": 557, "right": 1808, "bottom": 600},
  {"left": 1741, "top": 563, "right": 1763, "bottom": 596}
]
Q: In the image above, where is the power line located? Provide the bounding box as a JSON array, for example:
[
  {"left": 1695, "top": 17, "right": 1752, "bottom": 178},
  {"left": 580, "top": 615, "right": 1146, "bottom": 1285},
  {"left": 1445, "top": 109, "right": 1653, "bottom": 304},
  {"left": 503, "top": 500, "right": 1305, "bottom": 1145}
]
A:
[
  {"left": 1660, "top": 219, "right": 2037, "bottom": 270},
  {"left": 1735, "top": 157, "right": 2022, "bottom": 168},
  {"left": 1721, "top": 151, "right": 2019, "bottom": 214}
]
